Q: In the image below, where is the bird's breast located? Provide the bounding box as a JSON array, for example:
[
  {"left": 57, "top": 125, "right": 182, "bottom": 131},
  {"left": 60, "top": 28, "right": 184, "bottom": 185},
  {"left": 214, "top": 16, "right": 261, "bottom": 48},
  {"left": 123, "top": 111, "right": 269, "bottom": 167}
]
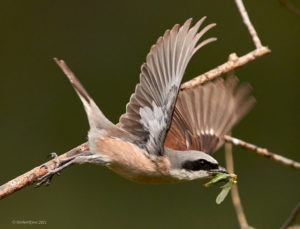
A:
[{"left": 94, "top": 136, "right": 177, "bottom": 184}]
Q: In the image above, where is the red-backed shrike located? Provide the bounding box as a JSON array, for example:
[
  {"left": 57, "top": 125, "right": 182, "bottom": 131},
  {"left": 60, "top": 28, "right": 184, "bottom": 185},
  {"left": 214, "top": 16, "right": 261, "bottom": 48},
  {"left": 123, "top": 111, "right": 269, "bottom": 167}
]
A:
[{"left": 36, "top": 17, "right": 255, "bottom": 186}]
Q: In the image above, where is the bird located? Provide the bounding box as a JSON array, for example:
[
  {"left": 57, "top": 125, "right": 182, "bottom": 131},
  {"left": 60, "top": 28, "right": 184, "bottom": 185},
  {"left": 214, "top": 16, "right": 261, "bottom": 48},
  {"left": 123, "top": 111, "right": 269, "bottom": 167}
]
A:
[{"left": 36, "top": 17, "right": 255, "bottom": 186}]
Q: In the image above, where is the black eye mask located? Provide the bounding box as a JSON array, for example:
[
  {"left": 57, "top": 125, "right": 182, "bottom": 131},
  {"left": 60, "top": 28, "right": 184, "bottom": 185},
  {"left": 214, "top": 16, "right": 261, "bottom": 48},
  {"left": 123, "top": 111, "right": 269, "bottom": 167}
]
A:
[{"left": 182, "top": 159, "right": 219, "bottom": 171}]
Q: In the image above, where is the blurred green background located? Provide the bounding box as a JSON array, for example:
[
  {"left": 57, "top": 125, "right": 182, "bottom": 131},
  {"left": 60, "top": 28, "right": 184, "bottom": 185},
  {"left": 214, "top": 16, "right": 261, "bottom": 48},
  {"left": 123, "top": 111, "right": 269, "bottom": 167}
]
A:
[{"left": 0, "top": 0, "right": 299, "bottom": 228}]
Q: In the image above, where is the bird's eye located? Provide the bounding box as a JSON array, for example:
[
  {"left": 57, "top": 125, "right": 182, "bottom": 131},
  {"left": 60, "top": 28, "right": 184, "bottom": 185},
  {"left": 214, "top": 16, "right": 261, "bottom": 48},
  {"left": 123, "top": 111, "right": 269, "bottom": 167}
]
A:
[
  {"left": 182, "top": 159, "right": 218, "bottom": 171},
  {"left": 199, "top": 159, "right": 205, "bottom": 165}
]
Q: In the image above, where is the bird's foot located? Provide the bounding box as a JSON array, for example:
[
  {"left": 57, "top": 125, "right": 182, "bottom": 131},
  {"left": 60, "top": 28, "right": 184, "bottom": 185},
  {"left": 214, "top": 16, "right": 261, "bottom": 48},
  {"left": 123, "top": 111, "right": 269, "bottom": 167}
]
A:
[{"left": 35, "top": 153, "right": 76, "bottom": 187}]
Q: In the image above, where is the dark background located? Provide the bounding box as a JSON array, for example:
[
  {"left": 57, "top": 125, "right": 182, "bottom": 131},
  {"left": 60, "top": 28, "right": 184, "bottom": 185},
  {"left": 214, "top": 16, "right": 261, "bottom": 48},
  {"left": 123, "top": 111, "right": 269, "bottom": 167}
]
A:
[{"left": 0, "top": 0, "right": 299, "bottom": 228}]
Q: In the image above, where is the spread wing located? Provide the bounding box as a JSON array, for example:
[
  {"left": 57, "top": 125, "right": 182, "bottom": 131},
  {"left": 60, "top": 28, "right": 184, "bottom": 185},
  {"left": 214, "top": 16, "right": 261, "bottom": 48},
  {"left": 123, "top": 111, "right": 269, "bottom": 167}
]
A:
[
  {"left": 164, "top": 76, "right": 255, "bottom": 154},
  {"left": 118, "top": 17, "right": 216, "bottom": 155}
]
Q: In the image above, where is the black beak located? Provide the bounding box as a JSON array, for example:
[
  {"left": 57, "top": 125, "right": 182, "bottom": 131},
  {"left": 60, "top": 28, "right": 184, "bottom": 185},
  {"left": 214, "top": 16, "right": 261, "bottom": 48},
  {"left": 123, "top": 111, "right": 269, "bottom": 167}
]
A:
[{"left": 211, "top": 166, "right": 228, "bottom": 174}]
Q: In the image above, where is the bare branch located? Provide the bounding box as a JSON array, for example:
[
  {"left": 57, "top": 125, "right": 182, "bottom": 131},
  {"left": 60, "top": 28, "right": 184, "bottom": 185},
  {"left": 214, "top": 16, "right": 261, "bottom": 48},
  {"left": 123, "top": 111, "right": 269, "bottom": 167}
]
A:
[
  {"left": 235, "top": 0, "right": 263, "bottom": 48},
  {"left": 224, "top": 135, "right": 300, "bottom": 169},
  {"left": 181, "top": 0, "right": 271, "bottom": 90},
  {"left": 0, "top": 143, "right": 89, "bottom": 200},
  {"left": 225, "top": 137, "right": 254, "bottom": 229},
  {"left": 181, "top": 47, "right": 270, "bottom": 90}
]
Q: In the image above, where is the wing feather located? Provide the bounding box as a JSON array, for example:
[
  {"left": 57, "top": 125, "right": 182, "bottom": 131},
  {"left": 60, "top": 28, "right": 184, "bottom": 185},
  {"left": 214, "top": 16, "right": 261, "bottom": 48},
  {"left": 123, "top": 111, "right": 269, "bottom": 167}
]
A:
[
  {"left": 164, "top": 76, "right": 255, "bottom": 154},
  {"left": 118, "top": 17, "right": 216, "bottom": 155}
]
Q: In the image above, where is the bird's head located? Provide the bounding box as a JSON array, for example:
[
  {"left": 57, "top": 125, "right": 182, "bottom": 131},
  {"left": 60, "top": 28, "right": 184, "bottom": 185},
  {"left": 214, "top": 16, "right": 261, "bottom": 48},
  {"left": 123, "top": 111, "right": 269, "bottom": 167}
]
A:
[{"left": 164, "top": 148, "right": 227, "bottom": 181}]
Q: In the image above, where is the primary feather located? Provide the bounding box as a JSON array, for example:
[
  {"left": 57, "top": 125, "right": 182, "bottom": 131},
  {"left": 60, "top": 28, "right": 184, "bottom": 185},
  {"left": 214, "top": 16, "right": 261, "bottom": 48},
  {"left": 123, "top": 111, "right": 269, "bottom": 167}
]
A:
[{"left": 118, "top": 17, "right": 216, "bottom": 156}]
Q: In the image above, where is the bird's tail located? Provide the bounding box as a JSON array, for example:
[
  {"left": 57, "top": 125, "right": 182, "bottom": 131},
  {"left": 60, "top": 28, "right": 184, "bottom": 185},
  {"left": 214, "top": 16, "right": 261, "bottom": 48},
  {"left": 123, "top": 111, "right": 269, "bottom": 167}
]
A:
[
  {"left": 54, "top": 58, "right": 113, "bottom": 130},
  {"left": 164, "top": 76, "right": 255, "bottom": 154}
]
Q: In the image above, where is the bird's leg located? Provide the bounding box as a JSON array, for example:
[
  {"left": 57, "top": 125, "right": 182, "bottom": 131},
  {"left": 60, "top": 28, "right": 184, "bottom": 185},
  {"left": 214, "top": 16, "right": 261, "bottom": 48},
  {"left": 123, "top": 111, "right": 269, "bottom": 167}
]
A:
[{"left": 35, "top": 151, "right": 91, "bottom": 187}]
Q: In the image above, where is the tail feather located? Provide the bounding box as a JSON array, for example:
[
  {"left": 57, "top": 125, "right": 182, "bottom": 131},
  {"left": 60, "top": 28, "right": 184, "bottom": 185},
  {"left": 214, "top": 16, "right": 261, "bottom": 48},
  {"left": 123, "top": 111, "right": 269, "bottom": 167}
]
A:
[
  {"left": 164, "top": 76, "right": 255, "bottom": 154},
  {"left": 54, "top": 58, "right": 113, "bottom": 130}
]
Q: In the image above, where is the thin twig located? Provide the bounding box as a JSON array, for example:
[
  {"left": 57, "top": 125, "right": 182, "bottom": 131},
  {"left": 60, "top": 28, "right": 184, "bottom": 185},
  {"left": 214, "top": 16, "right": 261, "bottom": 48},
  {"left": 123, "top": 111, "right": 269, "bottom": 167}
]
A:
[
  {"left": 225, "top": 137, "right": 253, "bottom": 229},
  {"left": 281, "top": 201, "right": 300, "bottom": 229},
  {"left": 181, "top": 47, "right": 270, "bottom": 90},
  {"left": 224, "top": 135, "right": 300, "bottom": 169},
  {"left": 235, "top": 0, "right": 263, "bottom": 48}
]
